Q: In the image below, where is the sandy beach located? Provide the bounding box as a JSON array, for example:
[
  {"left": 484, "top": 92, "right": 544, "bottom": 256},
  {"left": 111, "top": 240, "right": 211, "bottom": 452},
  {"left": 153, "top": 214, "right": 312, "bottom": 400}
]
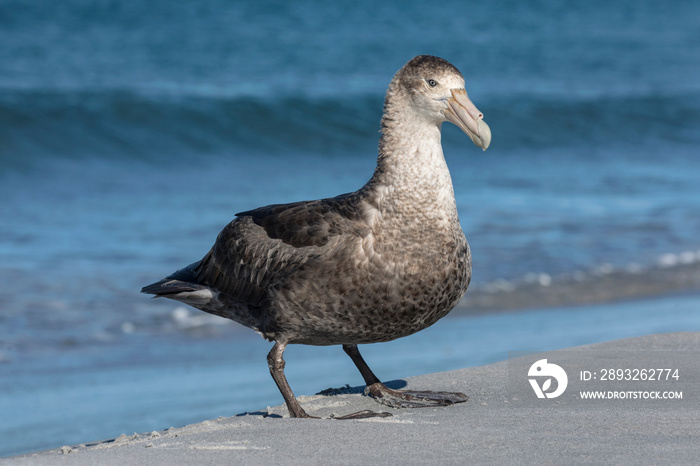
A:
[{"left": 8, "top": 332, "right": 699, "bottom": 465}]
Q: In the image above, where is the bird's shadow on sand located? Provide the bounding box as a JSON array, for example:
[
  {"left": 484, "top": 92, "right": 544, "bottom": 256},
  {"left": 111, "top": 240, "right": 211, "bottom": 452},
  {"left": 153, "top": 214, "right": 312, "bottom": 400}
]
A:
[{"left": 237, "top": 379, "right": 408, "bottom": 418}]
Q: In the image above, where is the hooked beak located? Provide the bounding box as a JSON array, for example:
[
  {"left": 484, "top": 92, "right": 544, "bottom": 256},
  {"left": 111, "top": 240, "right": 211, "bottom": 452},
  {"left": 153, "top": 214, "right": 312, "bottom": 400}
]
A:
[{"left": 443, "top": 89, "right": 491, "bottom": 151}]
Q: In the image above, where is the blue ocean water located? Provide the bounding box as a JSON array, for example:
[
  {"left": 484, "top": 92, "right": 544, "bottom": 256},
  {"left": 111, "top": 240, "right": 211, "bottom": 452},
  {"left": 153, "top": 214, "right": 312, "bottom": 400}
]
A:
[{"left": 1, "top": 0, "right": 700, "bottom": 457}]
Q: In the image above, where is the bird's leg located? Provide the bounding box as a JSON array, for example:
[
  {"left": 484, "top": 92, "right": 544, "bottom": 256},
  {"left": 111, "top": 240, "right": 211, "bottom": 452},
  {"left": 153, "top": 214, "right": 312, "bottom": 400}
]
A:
[
  {"left": 267, "top": 342, "right": 389, "bottom": 420},
  {"left": 342, "top": 344, "right": 469, "bottom": 409},
  {"left": 267, "top": 342, "right": 317, "bottom": 418},
  {"left": 342, "top": 344, "right": 382, "bottom": 384}
]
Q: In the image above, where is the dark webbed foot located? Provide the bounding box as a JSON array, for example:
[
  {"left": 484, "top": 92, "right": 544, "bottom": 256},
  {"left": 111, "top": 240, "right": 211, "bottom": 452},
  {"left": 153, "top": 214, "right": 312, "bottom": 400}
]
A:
[
  {"left": 342, "top": 344, "right": 469, "bottom": 410},
  {"left": 331, "top": 410, "right": 393, "bottom": 420},
  {"left": 365, "top": 382, "right": 468, "bottom": 409}
]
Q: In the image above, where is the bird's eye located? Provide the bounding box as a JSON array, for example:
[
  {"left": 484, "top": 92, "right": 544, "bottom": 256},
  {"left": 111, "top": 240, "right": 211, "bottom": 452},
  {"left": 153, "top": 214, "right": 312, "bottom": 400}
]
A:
[{"left": 427, "top": 79, "right": 438, "bottom": 87}]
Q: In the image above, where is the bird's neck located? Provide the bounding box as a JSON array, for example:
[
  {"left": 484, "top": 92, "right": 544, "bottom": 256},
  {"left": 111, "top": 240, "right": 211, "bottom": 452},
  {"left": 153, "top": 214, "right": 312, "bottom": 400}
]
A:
[{"left": 364, "top": 111, "right": 458, "bottom": 218}]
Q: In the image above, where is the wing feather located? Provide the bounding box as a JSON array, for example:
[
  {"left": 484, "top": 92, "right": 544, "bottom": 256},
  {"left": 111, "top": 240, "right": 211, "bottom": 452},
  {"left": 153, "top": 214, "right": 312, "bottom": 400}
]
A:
[
  {"left": 195, "top": 193, "right": 370, "bottom": 307},
  {"left": 236, "top": 193, "right": 366, "bottom": 248}
]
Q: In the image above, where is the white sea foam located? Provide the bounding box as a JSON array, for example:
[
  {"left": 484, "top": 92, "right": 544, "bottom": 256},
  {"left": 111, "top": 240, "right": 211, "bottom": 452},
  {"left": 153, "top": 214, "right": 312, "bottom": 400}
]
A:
[
  {"left": 171, "top": 306, "right": 231, "bottom": 329},
  {"left": 658, "top": 253, "right": 678, "bottom": 267}
]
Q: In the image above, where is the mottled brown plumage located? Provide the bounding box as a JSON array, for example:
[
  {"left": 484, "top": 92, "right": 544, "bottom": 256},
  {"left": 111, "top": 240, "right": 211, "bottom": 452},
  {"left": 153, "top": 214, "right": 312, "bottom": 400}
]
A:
[{"left": 142, "top": 55, "right": 491, "bottom": 418}]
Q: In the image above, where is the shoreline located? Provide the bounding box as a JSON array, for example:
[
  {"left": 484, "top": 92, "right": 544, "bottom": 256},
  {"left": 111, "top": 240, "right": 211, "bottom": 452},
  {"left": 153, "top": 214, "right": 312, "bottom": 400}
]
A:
[
  {"left": 2, "top": 291, "right": 700, "bottom": 459},
  {"left": 8, "top": 332, "right": 700, "bottom": 465},
  {"left": 2, "top": 290, "right": 699, "bottom": 459},
  {"left": 454, "top": 260, "right": 700, "bottom": 315}
]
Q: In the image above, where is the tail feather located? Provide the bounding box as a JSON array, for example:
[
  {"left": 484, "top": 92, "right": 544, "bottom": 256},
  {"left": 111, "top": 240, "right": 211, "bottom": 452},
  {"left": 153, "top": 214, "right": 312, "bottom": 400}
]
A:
[{"left": 141, "top": 278, "right": 200, "bottom": 296}]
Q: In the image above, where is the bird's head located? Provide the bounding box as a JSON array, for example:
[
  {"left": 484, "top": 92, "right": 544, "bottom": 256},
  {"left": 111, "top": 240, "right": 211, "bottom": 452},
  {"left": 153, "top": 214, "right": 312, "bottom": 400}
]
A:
[{"left": 390, "top": 55, "right": 491, "bottom": 151}]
